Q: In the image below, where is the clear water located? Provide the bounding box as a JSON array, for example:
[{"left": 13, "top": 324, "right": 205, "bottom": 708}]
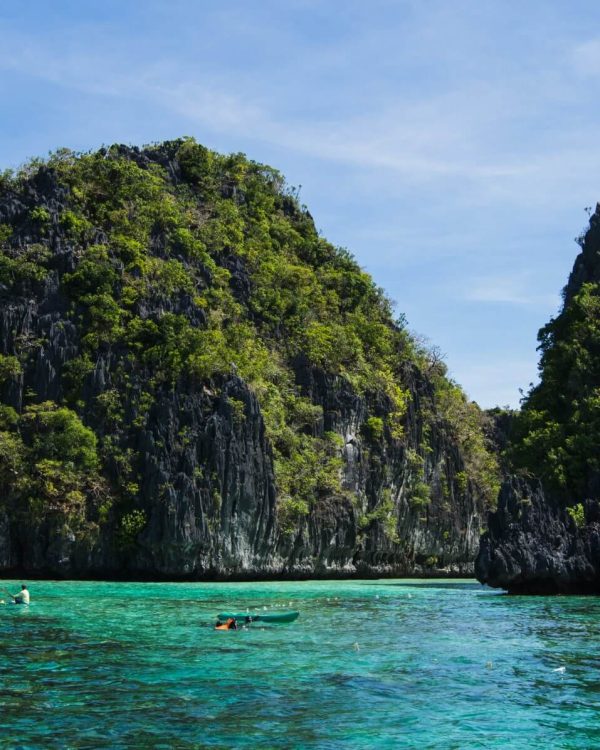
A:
[{"left": 0, "top": 579, "right": 599, "bottom": 749}]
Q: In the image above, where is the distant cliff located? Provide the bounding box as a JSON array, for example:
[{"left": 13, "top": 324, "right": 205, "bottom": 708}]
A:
[
  {"left": 477, "top": 206, "right": 600, "bottom": 593},
  {"left": 0, "top": 140, "right": 498, "bottom": 578}
]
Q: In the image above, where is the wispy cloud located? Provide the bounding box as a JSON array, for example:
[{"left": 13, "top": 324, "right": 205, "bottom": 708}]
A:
[
  {"left": 464, "top": 273, "right": 561, "bottom": 307},
  {"left": 571, "top": 37, "right": 600, "bottom": 76},
  {"left": 0, "top": 21, "right": 585, "bottom": 191}
]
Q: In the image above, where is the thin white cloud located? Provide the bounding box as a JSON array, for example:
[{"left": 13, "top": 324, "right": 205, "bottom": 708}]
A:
[
  {"left": 0, "top": 23, "right": 580, "bottom": 190},
  {"left": 572, "top": 37, "right": 600, "bottom": 75},
  {"left": 154, "top": 77, "right": 546, "bottom": 183},
  {"left": 156, "top": 82, "right": 266, "bottom": 133},
  {"left": 464, "top": 273, "right": 561, "bottom": 307}
]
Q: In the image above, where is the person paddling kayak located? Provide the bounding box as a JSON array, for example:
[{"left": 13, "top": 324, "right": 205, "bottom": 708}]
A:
[
  {"left": 7, "top": 585, "right": 29, "bottom": 605},
  {"left": 215, "top": 617, "right": 237, "bottom": 630}
]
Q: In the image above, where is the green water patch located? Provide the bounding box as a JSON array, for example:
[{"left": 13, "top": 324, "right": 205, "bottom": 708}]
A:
[{"left": 0, "top": 580, "right": 599, "bottom": 748}]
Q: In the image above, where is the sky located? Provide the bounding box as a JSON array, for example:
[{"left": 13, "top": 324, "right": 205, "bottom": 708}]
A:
[{"left": 1, "top": 0, "right": 599, "bottom": 408}]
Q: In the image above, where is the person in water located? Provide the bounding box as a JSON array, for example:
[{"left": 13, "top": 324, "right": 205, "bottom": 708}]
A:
[
  {"left": 10, "top": 585, "right": 29, "bottom": 605},
  {"left": 215, "top": 617, "right": 237, "bottom": 630}
]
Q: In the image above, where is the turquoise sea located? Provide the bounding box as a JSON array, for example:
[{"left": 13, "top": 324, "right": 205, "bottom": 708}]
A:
[{"left": 0, "top": 579, "right": 599, "bottom": 749}]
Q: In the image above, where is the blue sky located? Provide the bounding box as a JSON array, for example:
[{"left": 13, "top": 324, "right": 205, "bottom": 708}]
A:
[{"left": 1, "top": 0, "right": 599, "bottom": 407}]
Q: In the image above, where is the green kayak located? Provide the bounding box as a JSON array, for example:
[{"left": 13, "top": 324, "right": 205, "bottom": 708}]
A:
[{"left": 216, "top": 610, "right": 299, "bottom": 624}]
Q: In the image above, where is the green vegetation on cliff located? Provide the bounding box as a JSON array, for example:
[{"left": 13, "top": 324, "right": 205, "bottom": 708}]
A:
[
  {"left": 0, "top": 139, "right": 498, "bottom": 544},
  {"left": 509, "top": 211, "right": 600, "bottom": 502},
  {"left": 0, "top": 401, "right": 108, "bottom": 540}
]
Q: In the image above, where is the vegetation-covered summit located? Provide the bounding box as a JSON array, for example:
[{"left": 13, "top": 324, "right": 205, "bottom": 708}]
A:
[{"left": 0, "top": 139, "right": 498, "bottom": 575}]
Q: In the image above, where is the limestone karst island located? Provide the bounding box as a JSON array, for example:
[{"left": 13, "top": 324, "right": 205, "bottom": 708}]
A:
[
  {"left": 0, "top": 140, "right": 502, "bottom": 580},
  {"left": 2, "top": 139, "right": 599, "bottom": 595}
]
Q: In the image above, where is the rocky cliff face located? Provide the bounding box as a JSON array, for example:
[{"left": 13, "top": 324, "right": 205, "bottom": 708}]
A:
[
  {"left": 476, "top": 478, "right": 600, "bottom": 593},
  {"left": 0, "top": 140, "right": 496, "bottom": 579}
]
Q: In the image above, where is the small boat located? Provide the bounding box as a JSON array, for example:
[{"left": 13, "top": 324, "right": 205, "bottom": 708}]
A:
[{"left": 216, "top": 610, "right": 300, "bottom": 624}]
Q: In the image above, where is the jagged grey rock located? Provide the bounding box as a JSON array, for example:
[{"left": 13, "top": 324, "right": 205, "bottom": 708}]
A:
[{"left": 477, "top": 478, "right": 600, "bottom": 593}]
